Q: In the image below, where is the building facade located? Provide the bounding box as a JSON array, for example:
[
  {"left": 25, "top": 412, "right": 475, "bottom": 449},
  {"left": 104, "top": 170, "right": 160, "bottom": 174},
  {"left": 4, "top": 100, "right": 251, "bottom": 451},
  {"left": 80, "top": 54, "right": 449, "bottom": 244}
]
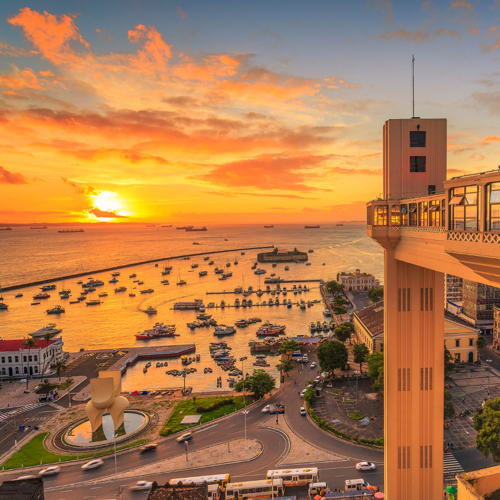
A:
[
  {"left": 445, "top": 274, "right": 463, "bottom": 306},
  {"left": 337, "top": 269, "right": 380, "bottom": 291},
  {"left": 0, "top": 338, "right": 64, "bottom": 379},
  {"left": 353, "top": 303, "right": 479, "bottom": 361},
  {"left": 493, "top": 306, "right": 500, "bottom": 351},
  {"left": 462, "top": 280, "right": 500, "bottom": 334}
]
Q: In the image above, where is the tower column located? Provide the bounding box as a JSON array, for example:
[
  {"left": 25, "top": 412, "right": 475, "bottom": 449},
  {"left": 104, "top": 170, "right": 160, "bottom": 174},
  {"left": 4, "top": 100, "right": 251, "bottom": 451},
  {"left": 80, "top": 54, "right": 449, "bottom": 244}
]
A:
[{"left": 384, "top": 249, "right": 444, "bottom": 499}]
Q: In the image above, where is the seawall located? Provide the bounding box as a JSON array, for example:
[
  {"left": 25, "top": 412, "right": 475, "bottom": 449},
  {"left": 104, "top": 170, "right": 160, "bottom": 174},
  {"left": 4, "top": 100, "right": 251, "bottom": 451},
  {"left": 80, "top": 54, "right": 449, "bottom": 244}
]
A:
[{"left": 3, "top": 246, "right": 274, "bottom": 292}]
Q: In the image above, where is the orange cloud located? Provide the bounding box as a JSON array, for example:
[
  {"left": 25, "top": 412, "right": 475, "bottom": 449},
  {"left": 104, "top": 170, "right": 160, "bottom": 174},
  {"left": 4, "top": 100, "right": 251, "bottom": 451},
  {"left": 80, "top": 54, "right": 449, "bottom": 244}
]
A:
[
  {"left": 86, "top": 207, "right": 126, "bottom": 218},
  {"left": 379, "top": 28, "right": 461, "bottom": 43},
  {"left": 451, "top": 0, "right": 472, "bottom": 12},
  {"left": 62, "top": 147, "right": 170, "bottom": 165},
  {"left": 324, "top": 77, "right": 361, "bottom": 89},
  {"left": 8, "top": 8, "right": 90, "bottom": 66},
  {"left": 0, "top": 42, "right": 38, "bottom": 57},
  {"left": 0, "top": 166, "right": 30, "bottom": 184},
  {"left": 483, "top": 26, "right": 500, "bottom": 52},
  {"left": 478, "top": 135, "right": 500, "bottom": 144},
  {"left": 95, "top": 28, "right": 113, "bottom": 42},
  {"left": 0, "top": 67, "right": 44, "bottom": 90},
  {"left": 195, "top": 153, "right": 332, "bottom": 192},
  {"left": 177, "top": 6, "right": 188, "bottom": 19},
  {"left": 61, "top": 177, "right": 100, "bottom": 195},
  {"left": 173, "top": 54, "right": 241, "bottom": 81},
  {"left": 127, "top": 24, "right": 172, "bottom": 76}
]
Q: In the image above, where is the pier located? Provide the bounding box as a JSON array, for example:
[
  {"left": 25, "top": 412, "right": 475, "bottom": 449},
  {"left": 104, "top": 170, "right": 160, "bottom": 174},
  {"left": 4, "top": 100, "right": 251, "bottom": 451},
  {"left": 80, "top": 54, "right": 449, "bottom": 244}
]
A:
[{"left": 2, "top": 245, "right": 274, "bottom": 291}]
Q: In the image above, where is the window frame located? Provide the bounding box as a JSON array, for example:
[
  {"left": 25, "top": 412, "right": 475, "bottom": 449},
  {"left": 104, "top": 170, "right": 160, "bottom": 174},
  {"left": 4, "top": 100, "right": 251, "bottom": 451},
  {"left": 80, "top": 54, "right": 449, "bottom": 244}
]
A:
[{"left": 410, "top": 156, "right": 426, "bottom": 173}]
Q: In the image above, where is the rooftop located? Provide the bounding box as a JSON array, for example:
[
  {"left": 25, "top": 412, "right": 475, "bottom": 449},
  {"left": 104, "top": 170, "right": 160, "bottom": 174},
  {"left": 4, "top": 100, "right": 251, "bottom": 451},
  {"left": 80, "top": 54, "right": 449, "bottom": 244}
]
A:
[
  {"left": 354, "top": 301, "right": 384, "bottom": 336},
  {"left": 0, "top": 339, "right": 60, "bottom": 353}
]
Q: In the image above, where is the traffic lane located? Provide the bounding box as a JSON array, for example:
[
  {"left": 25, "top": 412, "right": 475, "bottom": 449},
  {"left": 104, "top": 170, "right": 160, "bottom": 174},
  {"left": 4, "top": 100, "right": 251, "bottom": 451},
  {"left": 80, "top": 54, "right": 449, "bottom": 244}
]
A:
[
  {"left": 480, "top": 346, "right": 500, "bottom": 374},
  {"left": 8, "top": 419, "right": 288, "bottom": 488},
  {"left": 45, "top": 460, "right": 384, "bottom": 500}
]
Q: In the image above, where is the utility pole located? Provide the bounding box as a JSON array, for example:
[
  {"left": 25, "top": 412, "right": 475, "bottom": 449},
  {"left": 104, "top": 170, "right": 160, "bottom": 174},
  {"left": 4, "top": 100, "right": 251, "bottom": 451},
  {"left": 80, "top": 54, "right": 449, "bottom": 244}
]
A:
[
  {"left": 242, "top": 410, "right": 249, "bottom": 449},
  {"left": 114, "top": 433, "right": 118, "bottom": 479},
  {"left": 240, "top": 357, "right": 247, "bottom": 405},
  {"left": 412, "top": 54, "right": 415, "bottom": 118}
]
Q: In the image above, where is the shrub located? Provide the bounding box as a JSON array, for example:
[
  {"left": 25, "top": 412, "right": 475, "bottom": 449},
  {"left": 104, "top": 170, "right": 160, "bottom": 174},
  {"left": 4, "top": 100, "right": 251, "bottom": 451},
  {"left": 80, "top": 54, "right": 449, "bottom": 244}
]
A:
[
  {"left": 375, "top": 438, "right": 384, "bottom": 446},
  {"left": 196, "top": 398, "right": 234, "bottom": 413},
  {"left": 160, "top": 427, "right": 173, "bottom": 437}
]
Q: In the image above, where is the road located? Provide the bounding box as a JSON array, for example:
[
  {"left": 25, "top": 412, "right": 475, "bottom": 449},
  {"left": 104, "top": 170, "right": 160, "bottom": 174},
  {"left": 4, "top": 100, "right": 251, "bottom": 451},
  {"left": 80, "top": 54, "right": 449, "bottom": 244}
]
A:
[{"left": 0, "top": 349, "right": 384, "bottom": 498}]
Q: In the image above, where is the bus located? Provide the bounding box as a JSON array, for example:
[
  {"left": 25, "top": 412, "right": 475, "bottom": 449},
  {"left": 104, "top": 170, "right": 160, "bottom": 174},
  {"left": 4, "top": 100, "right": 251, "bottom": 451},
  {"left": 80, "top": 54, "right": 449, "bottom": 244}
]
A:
[
  {"left": 266, "top": 468, "right": 319, "bottom": 487},
  {"left": 225, "top": 478, "right": 284, "bottom": 499},
  {"left": 168, "top": 473, "right": 230, "bottom": 487}
]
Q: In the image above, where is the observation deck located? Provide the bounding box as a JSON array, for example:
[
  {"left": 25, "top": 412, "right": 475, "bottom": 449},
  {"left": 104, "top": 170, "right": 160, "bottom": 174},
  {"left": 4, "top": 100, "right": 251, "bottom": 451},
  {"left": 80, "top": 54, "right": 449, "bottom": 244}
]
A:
[{"left": 366, "top": 170, "right": 500, "bottom": 285}]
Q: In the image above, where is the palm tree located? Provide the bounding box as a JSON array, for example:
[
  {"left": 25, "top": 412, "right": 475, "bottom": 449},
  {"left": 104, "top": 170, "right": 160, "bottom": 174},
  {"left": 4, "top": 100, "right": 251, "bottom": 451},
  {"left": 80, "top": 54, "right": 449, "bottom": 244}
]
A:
[
  {"left": 23, "top": 337, "right": 37, "bottom": 390},
  {"left": 476, "top": 336, "right": 486, "bottom": 362},
  {"left": 54, "top": 360, "right": 67, "bottom": 381}
]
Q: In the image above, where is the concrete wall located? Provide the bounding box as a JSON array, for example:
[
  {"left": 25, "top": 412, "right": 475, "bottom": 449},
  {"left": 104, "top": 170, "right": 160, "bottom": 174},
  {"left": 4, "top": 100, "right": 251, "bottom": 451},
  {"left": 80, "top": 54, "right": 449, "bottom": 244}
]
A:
[{"left": 457, "top": 465, "right": 500, "bottom": 499}]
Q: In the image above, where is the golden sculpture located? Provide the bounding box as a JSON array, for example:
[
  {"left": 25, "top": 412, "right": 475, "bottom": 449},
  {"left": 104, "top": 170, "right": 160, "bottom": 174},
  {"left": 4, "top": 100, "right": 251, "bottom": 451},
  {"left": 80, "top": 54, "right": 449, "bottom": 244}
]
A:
[{"left": 85, "top": 371, "right": 129, "bottom": 442}]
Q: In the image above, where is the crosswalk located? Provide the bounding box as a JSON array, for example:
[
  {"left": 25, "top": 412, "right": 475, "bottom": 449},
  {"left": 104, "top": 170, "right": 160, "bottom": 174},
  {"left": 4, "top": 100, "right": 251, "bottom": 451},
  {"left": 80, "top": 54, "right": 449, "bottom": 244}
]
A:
[
  {"left": 48, "top": 402, "right": 64, "bottom": 411},
  {"left": 443, "top": 453, "right": 464, "bottom": 480},
  {"left": 0, "top": 403, "right": 46, "bottom": 421}
]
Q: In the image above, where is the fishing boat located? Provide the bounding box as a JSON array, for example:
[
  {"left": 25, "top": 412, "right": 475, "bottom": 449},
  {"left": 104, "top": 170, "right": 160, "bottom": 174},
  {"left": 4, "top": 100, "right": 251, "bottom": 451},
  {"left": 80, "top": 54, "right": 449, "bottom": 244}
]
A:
[
  {"left": 213, "top": 325, "right": 236, "bottom": 336},
  {"left": 33, "top": 292, "right": 50, "bottom": 300},
  {"left": 199, "top": 270, "right": 208, "bottom": 277},
  {"left": 161, "top": 279, "right": 169, "bottom": 284},
  {"left": 177, "top": 270, "right": 186, "bottom": 286},
  {"left": 137, "top": 280, "right": 144, "bottom": 285},
  {"left": 109, "top": 277, "right": 119, "bottom": 284},
  {"left": 254, "top": 269, "right": 266, "bottom": 275},
  {"left": 208, "top": 261, "right": 214, "bottom": 265},
  {"left": 129, "top": 273, "right": 137, "bottom": 278},
  {"left": 111, "top": 272, "right": 121, "bottom": 277},
  {"left": 99, "top": 292, "right": 108, "bottom": 297},
  {"left": 191, "top": 263, "right": 199, "bottom": 269},
  {"left": 15, "top": 293, "right": 23, "bottom": 298},
  {"left": 140, "top": 288, "right": 154, "bottom": 294},
  {"left": 41, "top": 285, "right": 56, "bottom": 291},
  {"left": 235, "top": 319, "right": 248, "bottom": 327},
  {"left": 115, "top": 287, "right": 127, "bottom": 293},
  {"left": 86, "top": 299, "right": 101, "bottom": 306},
  {"left": 145, "top": 306, "right": 157, "bottom": 315},
  {"left": 129, "top": 293, "right": 136, "bottom": 297},
  {"left": 220, "top": 300, "right": 225, "bottom": 308}
]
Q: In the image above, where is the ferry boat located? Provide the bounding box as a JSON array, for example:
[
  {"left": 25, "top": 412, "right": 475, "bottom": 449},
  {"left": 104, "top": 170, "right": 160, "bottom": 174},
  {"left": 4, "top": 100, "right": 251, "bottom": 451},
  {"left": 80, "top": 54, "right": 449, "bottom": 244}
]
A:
[
  {"left": 86, "top": 299, "right": 101, "bottom": 306},
  {"left": 29, "top": 324, "right": 62, "bottom": 338},
  {"left": 135, "top": 323, "right": 176, "bottom": 339},
  {"left": 41, "top": 285, "right": 56, "bottom": 291},
  {"left": 33, "top": 292, "right": 50, "bottom": 300},
  {"left": 140, "top": 288, "right": 154, "bottom": 294},
  {"left": 115, "top": 287, "right": 127, "bottom": 293},
  {"left": 46, "top": 305, "right": 65, "bottom": 314}
]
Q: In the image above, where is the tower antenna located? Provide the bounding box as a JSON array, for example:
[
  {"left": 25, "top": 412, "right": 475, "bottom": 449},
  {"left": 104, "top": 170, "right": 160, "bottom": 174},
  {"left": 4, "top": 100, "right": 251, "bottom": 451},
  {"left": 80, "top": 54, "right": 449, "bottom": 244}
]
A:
[{"left": 412, "top": 54, "right": 415, "bottom": 118}]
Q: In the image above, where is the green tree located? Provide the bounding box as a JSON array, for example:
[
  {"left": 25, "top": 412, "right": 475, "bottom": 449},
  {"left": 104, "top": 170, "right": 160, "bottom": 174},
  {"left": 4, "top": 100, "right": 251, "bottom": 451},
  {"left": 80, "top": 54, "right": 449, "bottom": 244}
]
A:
[
  {"left": 23, "top": 337, "right": 37, "bottom": 390},
  {"left": 444, "top": 390, "right": 455, "bottom": 418},
  {"left": 278, "top": 340, "right": 301, "bottom": 358},
  {"left": 368, "top": 288, "right": 384, "bottom": 303},
  {"left": 473, "top": 398, "right": 500, "bottom": 461},
  {"left": 276, "top": 359, "right": 294, "bottom": 377},
  {"left": 366, "top": 352, "right": 384, "bottom": 381},
  {"left": 372, "top": 366, "right": 384, "bottom": 393},
  {"left": 334, "top": 323, "right": 352, "bottom": 343},
  {"left": 334, "top": 296, "right": 349, "bottom": 306},
  {"left": 353, "top": 343, "right": 370, "bottom": 371},
  {"left": 476, "top": 336, "right": 486, "bottom": 362},
  {"left": 303, "top": 388, "right": 315, "bottom": 403},
  {"left": 333, "top": 306, "right": 347, "bottom": 315},
  {"left": 54, "top": 360, "right": 67, "bottom": 381},
  {"left": 316, "top": 340, "right": 348, "bottom": 378},
  {"left": 324, "top": 280, "right": 343, "bottom": 296},
  {"left": 234, "top": 371, "right": 276, "bottom": 399},
  {"left": 444, "top": 345, "right": 455, "bottom": 372}
]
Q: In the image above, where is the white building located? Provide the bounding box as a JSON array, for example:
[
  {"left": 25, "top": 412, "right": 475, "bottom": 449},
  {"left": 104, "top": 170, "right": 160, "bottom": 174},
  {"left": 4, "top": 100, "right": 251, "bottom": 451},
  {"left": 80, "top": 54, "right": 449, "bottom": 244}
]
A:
[
  {"left": 337, "top": 269, "right": 380, "bottom": 291},
  {"left": 0, "top": 338, "right": 64, "bottom": 379}
]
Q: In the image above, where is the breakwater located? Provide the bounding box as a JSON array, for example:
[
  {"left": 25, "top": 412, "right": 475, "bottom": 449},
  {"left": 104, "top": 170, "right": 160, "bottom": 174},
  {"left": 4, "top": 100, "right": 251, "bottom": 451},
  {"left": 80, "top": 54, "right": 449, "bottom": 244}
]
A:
[{"left": 2, "top": 246, "right": 274, "bottom": 291}]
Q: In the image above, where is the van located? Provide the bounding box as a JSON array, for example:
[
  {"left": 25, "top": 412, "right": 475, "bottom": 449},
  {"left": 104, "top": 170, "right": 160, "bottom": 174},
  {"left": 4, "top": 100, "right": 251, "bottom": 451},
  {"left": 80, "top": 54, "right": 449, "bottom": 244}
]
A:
[
  {"left": 345, "top": 479, "right": 369, "bottom": 491},
  {"left": 308, "top": 482, "right": 328, "bottom": 498}
]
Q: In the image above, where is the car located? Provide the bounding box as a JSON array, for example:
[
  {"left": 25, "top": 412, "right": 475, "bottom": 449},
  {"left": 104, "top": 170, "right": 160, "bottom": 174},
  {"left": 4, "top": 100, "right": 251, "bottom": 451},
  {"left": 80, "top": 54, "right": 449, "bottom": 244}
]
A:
[
  {"left": 81, "top": 459, "right": 104, "bottom": 470},
  {"left": 130, "top": 481, "right": 153, "bottom": 491},
  {"left": 139, "top": 443, "right": 158, "bottom": 454},
  {"left": 486, "top": 359, "right": 493, "bottom": 363},
  {"left": 300, "top": 407, "right": 306, "bottom": 416},
  {"left": 300, "top": 389, "right": 307, "bottom": 398},
  {"left": 16, "top": 475, "right": 36, "bottom": 481},
  {"left": 261, "top": 405, "right": 270, "bottom": 413},
  {"left": 177, "top": 432, "right": 193, "bottom": 442},
  {"left": 39, "top": 466, "right": 60, "bottom": 476},
  {"left": 307, "top": 384, "right": 313, "bottom": 388},
  {"left": 356, "top": 462, "right": 376, "bottom": 471},
  {"left": 315, "top": 376, "right": 321, "bottom": 383},
  {"left": 310, "top": 362, "right": 316, "bottom": 369}
]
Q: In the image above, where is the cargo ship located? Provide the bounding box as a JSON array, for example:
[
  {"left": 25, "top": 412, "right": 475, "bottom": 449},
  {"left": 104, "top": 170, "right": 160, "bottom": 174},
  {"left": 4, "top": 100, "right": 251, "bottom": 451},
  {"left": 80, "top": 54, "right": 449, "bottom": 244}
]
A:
[
  {"left": 58, "top": 229, "right": 84, "bottom": 233},
  {"left": 304, "top": 225, "right": 320, "bottom": 228},
  {"left": 264, "top": 225, "right": 274, "bottom": 228},
  {"left": 185, "top": 226, "right": 207, "bottom": 231},
  {"left": 31, "top": 226, "right": 47, "bottom": 229}
]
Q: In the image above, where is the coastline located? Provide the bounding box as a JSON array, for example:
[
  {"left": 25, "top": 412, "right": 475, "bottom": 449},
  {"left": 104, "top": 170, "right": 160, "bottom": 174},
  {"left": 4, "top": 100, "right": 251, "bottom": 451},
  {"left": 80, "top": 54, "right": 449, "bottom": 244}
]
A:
[{"left": 2, "top": 245, "right": 274, "bottom": 291}]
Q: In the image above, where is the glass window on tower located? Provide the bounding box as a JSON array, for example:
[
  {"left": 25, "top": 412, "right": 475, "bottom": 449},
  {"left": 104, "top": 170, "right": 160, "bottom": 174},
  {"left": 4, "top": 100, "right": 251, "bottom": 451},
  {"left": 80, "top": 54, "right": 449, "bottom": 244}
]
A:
[
  {"left": 487, "top": 182, "right": 500, "bottom": 231},
  {"left": 410, "top": 156, "right": 426, "bottom": 173},
  {"left": 410, "top": 131, "right": 426, "bottom": 147}
]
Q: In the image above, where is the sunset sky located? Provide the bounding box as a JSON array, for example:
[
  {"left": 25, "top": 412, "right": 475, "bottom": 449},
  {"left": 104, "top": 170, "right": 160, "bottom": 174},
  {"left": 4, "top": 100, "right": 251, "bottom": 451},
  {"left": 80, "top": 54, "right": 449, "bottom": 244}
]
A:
[{"left": 1, "top": 0, "right": 500, "bottom": 224}]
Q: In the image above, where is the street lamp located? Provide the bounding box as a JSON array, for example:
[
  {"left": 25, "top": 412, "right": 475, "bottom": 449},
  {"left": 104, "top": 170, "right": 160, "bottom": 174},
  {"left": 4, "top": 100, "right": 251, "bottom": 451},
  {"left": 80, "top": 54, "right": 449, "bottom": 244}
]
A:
[
  {"left": 240, "top": 357, "right": 247, "bottom": 406},
  {"left": 114, "top": 433, "right": 118, "bottom": 479},
  {"left": 242, "top": 410, "right": 249, "bottom": 449}
]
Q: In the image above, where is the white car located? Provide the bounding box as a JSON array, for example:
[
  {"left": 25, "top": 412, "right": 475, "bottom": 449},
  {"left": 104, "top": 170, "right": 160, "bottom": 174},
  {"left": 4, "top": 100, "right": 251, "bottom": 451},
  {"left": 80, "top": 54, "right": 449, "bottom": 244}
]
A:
[
  {"left": 356, "top": 462, "right": 376, "bottom": 471},
  {"left": 486, "top": 359, "right": 493, "bottom": 363},
  {"left": 315, "top": 376, "right": 321, "bottom": 383},
  {"left": 176, "top": 432, "right": 193, "bottom": 442},
  {"left": 16, "top": 475, "right": 36, "bottom": 480},
  {"left": 310, "top": 362, "right": 316, "bottom": 369},
  {"left": 300, "top": 389, "right": 307, "bottom": 398},
  {"left": 300, "top": 407, "right": 306, "bottom": 416},
  {"left": 261, "top": 405, "right": 270, "bottom": 413},
  {"left": 130, "top": 481, "right": 153, "bottom": 491},
  {"left": 81, "top": 459, "right": 104, "bottom": 470},
  {"left": 39, "top": 466, "right": 60, "bottom": 476},
  {"left": 307, "top": 384, "right": 313, "bottom": 388}
]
